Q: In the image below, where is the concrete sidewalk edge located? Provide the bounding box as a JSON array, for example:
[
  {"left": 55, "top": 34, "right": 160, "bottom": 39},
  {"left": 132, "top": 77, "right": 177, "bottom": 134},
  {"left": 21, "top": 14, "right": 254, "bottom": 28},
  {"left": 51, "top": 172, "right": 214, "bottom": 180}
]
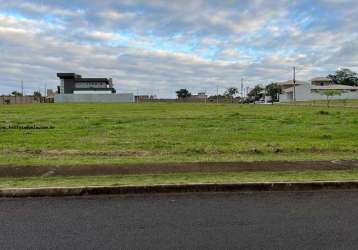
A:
[{"left": 2, "top": 181, "right": 358, "bottom": 198}]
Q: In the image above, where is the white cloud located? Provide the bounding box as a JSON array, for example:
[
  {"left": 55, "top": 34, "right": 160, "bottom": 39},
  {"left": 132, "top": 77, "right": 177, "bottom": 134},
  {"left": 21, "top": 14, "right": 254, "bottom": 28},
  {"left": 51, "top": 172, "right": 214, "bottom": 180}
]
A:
[{"left": 0, "top": 0, "right": 358, "bottom": 96}]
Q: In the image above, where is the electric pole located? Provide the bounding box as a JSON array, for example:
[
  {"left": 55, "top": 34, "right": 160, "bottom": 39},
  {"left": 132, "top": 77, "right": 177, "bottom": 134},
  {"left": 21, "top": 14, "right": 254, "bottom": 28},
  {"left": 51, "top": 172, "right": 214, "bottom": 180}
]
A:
[
  {"left": 293, "top": 66, "right": 296, "bottom": 102},
  {"left": 204, "top": 88, "right": 207, "bottom": 104},
  {"left": 21, "top": 80, "right": 24, "bottom": 96},
  {"left": 241, "top": 78, "right": 244, "bottom": 98},
  {"left": 216, "top": 86, "right": 219, "bottom": 104}
]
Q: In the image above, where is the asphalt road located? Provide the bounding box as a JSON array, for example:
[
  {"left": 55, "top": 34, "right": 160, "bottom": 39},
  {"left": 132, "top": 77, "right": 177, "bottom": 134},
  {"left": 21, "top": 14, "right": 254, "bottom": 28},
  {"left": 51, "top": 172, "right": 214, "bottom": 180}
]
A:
[{"left": 1, "top": 191, "right": 358, "bottom": 250}]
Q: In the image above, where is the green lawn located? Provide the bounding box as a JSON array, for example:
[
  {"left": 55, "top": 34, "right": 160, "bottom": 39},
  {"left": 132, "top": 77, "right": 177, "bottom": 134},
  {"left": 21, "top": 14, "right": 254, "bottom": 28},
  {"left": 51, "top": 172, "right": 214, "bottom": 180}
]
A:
[
  {"left": 287, "top": 99, "right": 358, "bottom": 107},
  {"left": 2, "top": 170, "right": 358, "bottom": 188},
  {"left": 0, "top": 103, "right": 357, "bottom": 166}
]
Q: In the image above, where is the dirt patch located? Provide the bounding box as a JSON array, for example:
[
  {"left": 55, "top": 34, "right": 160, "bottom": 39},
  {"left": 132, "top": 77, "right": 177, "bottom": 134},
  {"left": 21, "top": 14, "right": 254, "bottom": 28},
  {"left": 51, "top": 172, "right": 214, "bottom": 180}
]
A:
[
  {"left": 2, "top": 149, "right": 147, "bottom": 157},
  {"left": 0, "top": 160, "right": 358, "bottom": 178}
]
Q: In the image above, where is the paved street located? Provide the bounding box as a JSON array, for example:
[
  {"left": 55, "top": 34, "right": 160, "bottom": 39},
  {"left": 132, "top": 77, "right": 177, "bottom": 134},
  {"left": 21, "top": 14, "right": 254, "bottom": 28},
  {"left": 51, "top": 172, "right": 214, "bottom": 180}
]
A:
[{"left": 1, "top": 191, "right": 358, "bottom": 249}]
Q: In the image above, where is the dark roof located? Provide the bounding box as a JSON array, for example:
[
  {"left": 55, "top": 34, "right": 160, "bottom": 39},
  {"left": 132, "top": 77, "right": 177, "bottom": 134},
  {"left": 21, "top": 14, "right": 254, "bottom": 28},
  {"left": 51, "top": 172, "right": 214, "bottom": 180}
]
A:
[
  {"left": 74, "top": 88, "right": 116, "bottom": 91},
  {"left": 76, "top": 78, "right": 109, "bottom": 82},
  {"left": 57, "top": 73, "right": 82, "bottom": 79}
]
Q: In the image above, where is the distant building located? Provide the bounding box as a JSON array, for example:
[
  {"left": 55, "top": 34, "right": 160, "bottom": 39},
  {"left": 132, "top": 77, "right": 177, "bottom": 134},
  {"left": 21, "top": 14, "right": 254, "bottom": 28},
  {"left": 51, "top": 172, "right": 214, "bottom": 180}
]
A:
[
  {"left": 47, "top": 89, "right": 55, "bottom": 97},
  {"left": 0, "top": 95, "right": 49, "bottom": 104},
  {"left": 274, "top": 80, "right": 307, "bottom": 90},
  {"left": 279, "top": 77, "right": 358, "bottom": 102},
  {"left": 273, "top": 80, "right": 308, "bottom": 102},
  {"left": 311, "top": 77, "right": 334, "bottom": 86},
  {"left": 55, "top": 73, "right": 134, "bottom": 103},
  {"left": 188, "top": 92, "right": 208, "bottom": 100},
  {"left": 135, "top": 95, "right": 157, "bottom": 102},
  {"left": 193, "top": 92, "right": 208, "bottom": 99},
  {"left": 56, "top": 73, "right": 116, "bottom": 94}
]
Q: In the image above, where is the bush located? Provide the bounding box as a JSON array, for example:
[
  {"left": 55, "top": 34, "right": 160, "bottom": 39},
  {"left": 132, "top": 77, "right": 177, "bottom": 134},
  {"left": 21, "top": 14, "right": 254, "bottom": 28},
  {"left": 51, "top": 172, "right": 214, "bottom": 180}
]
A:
[{"left": 317, "top": 110, "right": 329, "bottom": 115}]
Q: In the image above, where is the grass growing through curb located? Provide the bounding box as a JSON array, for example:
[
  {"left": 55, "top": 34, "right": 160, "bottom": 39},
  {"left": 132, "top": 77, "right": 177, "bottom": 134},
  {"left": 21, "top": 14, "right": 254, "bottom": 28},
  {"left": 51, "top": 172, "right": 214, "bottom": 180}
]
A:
[
  {"left": 2, "top": 170, "right": 358, "bottom": 188},
  {"left": 0, "top": 103, "right": 357, "bottom": 166}
]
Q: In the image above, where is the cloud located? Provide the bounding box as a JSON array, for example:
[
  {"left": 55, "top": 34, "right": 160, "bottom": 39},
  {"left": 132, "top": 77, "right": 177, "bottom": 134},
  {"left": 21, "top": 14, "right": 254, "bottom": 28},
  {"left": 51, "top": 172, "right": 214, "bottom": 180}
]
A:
[{"left": 0, "top": 0, "right": 357, "bottom": 96}]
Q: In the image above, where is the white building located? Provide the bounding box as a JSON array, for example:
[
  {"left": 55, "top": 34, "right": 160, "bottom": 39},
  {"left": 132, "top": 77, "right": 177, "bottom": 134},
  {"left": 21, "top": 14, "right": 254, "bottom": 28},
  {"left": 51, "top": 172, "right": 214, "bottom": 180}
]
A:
[{"left": 279, "top": 77, "right": 358, "bottom": 102}]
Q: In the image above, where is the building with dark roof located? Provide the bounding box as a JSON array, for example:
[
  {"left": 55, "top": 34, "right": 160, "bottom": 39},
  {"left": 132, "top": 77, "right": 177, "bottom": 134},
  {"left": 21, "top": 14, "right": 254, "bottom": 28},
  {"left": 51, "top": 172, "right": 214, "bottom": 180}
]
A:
[{"left": 57, "top": 73, "right": 116, "bottom": 94}]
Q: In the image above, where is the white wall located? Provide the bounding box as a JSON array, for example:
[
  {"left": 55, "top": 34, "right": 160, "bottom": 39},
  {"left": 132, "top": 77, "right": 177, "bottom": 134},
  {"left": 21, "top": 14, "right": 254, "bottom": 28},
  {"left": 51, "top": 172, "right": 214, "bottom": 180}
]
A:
[
  {"left": 54, "top": 93, "right": 134, "bottom": 103},
  {"left": 280, "top": 83, "right": 358, "bottom": 102},
  {"left": 73, "top": 90, "right": 112, "bottom": 94}
]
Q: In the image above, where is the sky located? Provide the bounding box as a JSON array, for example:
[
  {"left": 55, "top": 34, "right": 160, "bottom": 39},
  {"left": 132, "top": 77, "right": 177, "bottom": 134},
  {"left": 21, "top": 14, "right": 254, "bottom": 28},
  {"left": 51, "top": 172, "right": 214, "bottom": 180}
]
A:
[{"left": 0, "top": 0, "right": 358, "bottom": 97}]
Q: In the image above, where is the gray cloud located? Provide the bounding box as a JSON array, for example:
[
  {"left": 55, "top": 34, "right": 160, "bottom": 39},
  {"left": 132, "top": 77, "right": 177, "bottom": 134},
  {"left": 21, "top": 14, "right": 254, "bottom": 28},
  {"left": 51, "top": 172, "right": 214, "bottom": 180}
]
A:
[{"left": 0, "top": 0, "right": 357, "bottom": 97}]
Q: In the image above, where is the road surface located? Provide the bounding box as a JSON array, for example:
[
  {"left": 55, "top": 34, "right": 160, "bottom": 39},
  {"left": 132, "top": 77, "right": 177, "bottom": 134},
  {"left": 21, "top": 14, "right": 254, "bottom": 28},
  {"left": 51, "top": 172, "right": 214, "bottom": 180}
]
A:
[{"left": 1, "top": 191, "right": 358, "bottom": 249}]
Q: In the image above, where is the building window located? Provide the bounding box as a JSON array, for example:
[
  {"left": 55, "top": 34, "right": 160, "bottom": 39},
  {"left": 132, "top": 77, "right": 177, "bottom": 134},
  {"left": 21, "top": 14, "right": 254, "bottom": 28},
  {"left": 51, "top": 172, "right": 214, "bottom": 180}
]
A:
[{"left": 60, "top": 79, "right": 64, "bottom": 93}]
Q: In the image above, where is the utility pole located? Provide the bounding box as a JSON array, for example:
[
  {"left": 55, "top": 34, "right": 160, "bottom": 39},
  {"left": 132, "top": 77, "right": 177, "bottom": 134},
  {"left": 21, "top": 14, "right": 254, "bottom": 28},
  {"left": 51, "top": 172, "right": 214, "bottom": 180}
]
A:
[
  {"left": 21, "top": 80, "right": 24, "bottom": 96},
  {"left": 241, "top": 78, "right": 244, "bottom": 98},
  {"left": 204, "top": 88, "right": 207, "bottom": 104},
  {"left": 293, "top": 66, "right": 296, "bottom": 103},
  {"left": 216, "top": 86, "right": 219, "bottom": 104}
]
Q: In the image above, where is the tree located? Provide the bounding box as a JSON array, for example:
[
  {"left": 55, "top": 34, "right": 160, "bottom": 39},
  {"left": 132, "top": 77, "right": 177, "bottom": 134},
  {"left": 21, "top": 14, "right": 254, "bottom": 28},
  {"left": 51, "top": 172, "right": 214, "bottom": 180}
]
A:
[
  {"left": 224, "top": 87, "right": 238, "bottom": 98},
  {"left": 11, "top": 91, "right": 23, "bottom": 96},
  {"left": 176, "top": 89, "right": 191, "bottom": 99},
  {"left": 265, "top": 83, "right": 282, "bottom": 103},
  {"left": 33, "top": 91, "right": 42, "bottom": 101},
  {"left": 248, "top": 85, "right": 264, "bottom": 101},
  {"left": 320, "top": 90, "right": 342, "bottom": 107},
  {"left": 328, "top": 68, "right": 358, "bottom": 86},
  {"left": 224, "top": 87, "right": 239, "bottom": 103}
]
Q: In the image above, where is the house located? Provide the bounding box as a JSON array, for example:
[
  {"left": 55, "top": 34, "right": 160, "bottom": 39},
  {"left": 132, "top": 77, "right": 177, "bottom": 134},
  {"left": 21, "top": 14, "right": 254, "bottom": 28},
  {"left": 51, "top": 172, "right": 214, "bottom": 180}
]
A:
[
  {"left": 275, "top": 79, "right": 307, "bottom": 90},
  {"left": 55, "top": 73, "right": 134, "bottom": 103},
  {"left": 190, "top": 92, "right": 208, "bottom": 99},
  {"left": 47, "top": 89, "right": 55, "bottom": 97},
  {"left": 184, "top": 92, "right": 208, "bottom": 102},
  {"left": 271, "top": 80, "right": 308, "bottom": 102},
  {"left": 311, "top": 77, "right": 333, "bottom": 86},
  {"left": 135, "top": 95, "right": 157, "bottom": 102},
  {"left": 56, "top": 73, "right": 116, "bottom": 94},
  {"left": 279, "top": 77, "right": 358, "bottom": 102}
]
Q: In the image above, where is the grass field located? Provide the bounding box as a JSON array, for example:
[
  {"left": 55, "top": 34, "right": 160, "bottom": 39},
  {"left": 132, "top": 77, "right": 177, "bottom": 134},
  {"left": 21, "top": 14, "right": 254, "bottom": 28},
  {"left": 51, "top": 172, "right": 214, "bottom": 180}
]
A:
[
  {"left": 286, "top": 99, "right": 358, "bottom": 107},
  {"left": 0, "top": 103, "right": 357, "bottom": 166},
  {"left": 1, "top": 170, "right": 358, "bottom": 188}
]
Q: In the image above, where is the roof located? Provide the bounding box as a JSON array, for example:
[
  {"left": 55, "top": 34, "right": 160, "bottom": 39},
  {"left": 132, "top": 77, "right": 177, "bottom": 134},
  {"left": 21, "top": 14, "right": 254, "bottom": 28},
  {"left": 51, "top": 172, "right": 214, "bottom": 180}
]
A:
[
  {"left": 282, "top": 87, "right": 296, "bottom": 93},
  {"left": 76, "top": 78, "right": 110, "bottom": 82},
  {"left": 311, "top": 84, "right": 358, "bottom": 90},
  {"left": 283, "top": 84, "right": 358, "bottom": 93},
  {"left": 311, "top": 77, "right": 332, "bottom": 82},
  {"left": 275, "top": 80, "right": 308, "bottom": 86},
  {"left": 57, "top": 73, "right": 82, "bottom": 79}
]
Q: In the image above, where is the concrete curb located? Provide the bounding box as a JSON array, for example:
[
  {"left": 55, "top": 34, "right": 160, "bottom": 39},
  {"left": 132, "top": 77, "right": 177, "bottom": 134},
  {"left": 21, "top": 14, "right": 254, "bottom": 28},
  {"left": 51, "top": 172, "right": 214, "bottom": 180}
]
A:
[{"left": 2, "top": 181, "right": 358, "bottom": 198}]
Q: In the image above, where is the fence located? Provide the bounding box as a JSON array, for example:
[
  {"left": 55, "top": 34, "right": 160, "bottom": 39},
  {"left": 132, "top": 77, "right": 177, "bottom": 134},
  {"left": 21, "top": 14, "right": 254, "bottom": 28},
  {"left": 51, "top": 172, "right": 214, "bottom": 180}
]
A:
[
  {"left": 0, "top": 96, "right": 53, "bottom": 104},
  {"left": 137, "top": 97, "right": 242, "bottom": 103}
]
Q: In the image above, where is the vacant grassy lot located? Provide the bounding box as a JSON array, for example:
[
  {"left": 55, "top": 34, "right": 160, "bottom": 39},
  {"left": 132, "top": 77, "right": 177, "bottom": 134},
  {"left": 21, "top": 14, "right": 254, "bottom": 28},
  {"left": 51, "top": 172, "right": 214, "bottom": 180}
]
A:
[
  {"left": 0, "top": 103, "right": 357, "bottom": 166},
  {"left": 288, "top": 99, "right": 358, "bottom": 107}
]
